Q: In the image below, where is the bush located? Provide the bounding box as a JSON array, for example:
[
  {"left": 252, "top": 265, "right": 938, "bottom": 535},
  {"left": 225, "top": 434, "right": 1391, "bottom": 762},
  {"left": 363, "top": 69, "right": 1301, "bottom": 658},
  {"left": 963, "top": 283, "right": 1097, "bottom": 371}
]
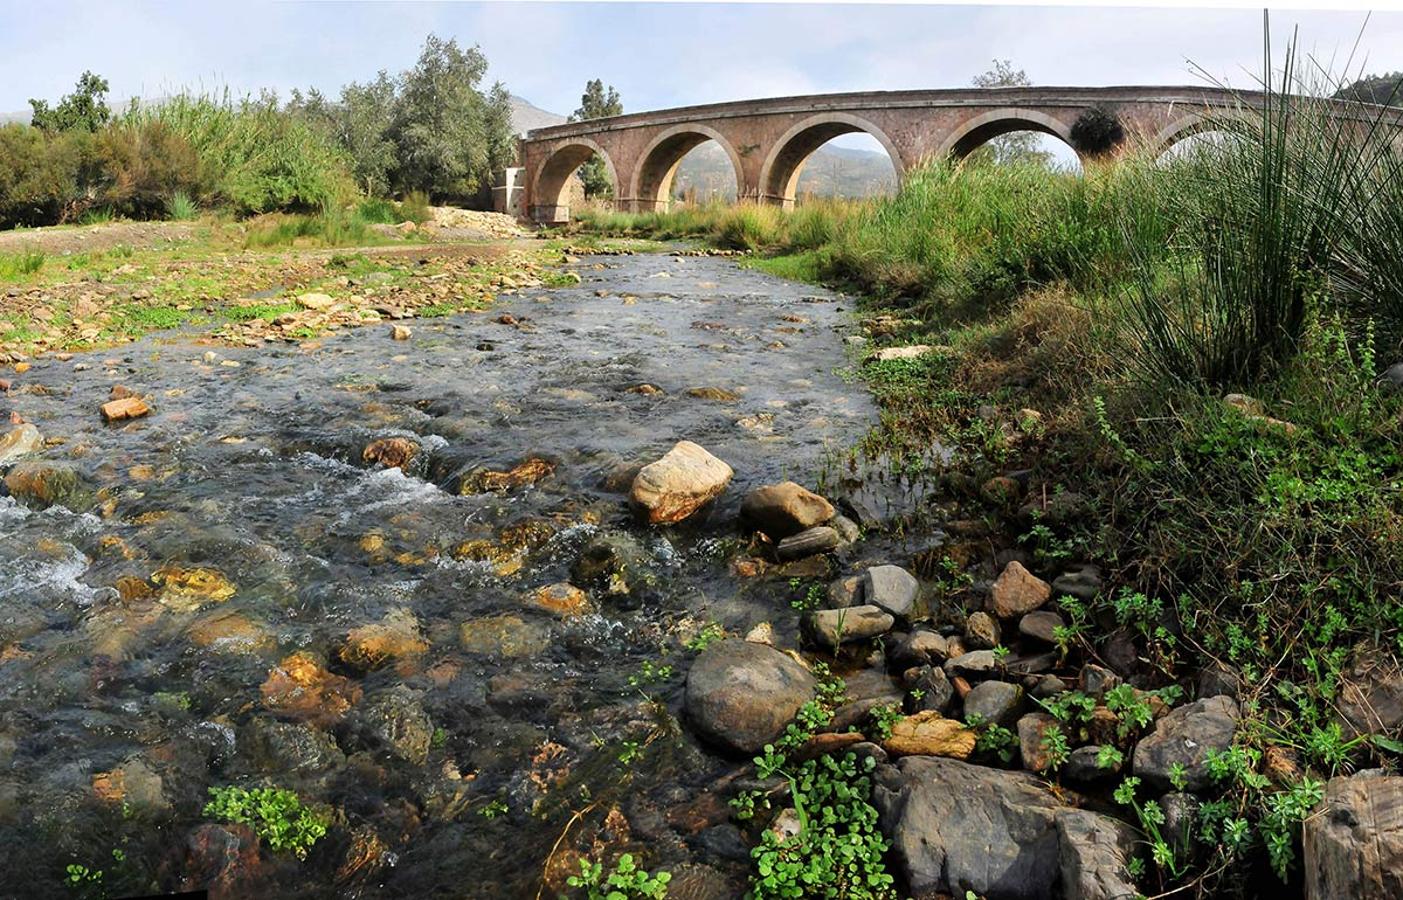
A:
[
  {"left": 95, "top": 119, "right": 206, "bottom": 219},
  {"left": 0, "top": 124, "right": 97, "bottom": 227}
]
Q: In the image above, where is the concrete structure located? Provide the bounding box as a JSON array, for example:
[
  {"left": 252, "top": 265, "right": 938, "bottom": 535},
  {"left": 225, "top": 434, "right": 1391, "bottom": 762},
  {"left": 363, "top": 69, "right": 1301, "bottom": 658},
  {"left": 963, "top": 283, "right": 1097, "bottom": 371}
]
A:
[
  {"left": 518, "top": 85, "right": 1397, "bottom": 223},
  {"left": 492, "top": 167, "right": 525, "bottom": 218}
]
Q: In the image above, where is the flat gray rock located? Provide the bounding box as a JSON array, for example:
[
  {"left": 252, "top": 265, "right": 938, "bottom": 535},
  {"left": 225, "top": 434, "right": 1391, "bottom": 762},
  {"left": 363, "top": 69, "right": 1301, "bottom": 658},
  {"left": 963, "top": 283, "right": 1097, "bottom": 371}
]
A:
[
  {"left": 862, "top": 565, "right": 919, "bottom": 617},
  {"left": 1132, "top": 695, "right": 1239, "bottom": 791}
]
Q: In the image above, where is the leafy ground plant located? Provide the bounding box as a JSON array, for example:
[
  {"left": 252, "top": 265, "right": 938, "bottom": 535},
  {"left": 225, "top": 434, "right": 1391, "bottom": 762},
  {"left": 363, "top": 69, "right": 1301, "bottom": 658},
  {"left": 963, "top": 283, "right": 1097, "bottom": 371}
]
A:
[
  {"left": 566, "top": 853, "right": 671, "bottom": 899},
  {"left": 203, "top": 785, "right": 329, "bottom": 859}
]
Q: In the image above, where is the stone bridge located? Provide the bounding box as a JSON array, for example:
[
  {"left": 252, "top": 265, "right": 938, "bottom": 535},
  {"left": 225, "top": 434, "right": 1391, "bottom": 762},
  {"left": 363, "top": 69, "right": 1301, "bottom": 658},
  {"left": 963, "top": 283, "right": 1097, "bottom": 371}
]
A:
[{"left": 516, "top": 85, "right": 1365, "bottom": 223}]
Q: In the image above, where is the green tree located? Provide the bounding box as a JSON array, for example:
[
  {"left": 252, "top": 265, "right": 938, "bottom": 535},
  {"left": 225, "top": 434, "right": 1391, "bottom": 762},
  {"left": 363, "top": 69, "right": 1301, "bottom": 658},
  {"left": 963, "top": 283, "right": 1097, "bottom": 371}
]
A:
[
  {"left": 389, "top": 34, "right": 495, "bottom": 199},
  {"left": 29, "top": 71, "right": 112, "bottom": 132},
  {"left": 968, "top": 60, "right": 1050, "bottom": 167},
  {"left": 1332, "top": 72, "right": 1403, "bottom": 107},
  {"left": 569, "top": 79, "right": 622, "bottom": 198}
]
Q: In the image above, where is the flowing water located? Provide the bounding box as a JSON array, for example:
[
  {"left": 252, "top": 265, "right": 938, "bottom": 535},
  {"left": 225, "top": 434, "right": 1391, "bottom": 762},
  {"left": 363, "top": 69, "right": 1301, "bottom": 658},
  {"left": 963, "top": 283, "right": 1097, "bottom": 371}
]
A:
[{"left": 0, "top": 252, "right": 885, "bottom": 898}]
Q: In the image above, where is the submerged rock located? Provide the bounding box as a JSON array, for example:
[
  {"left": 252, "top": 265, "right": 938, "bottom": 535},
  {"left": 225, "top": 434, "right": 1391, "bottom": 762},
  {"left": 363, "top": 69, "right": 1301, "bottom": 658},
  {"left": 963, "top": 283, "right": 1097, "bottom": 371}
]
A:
[
  {"left": 685, "top": 639, "right": 815, "bottom": 754},
  {"left": 357, "top": 686, "right": 433, "bottom": 765},
  {"left": 337, "top": 608, "right": 428, "bottom": 672},
  {"left": 260, "top": 651, "right": 363, "bottom": 727},
  {"left": 0, "top": 423, "right": 42, "bottom": 466},
  {"left": 362, "top": 436, "right": 419, "bottom": 471},
  {"left": 570, "top": 532, "right": 655, "bottom": 598},
  {"left": 740, "top": 481, "right": 834, "bottom": 539},
  {"left": 3, "top": 460, "right": 88, "bottom": 510},
  {"left": 153, "top": 566, "right": 238, "bottom": 613},
  {"left": 630, "top": 440, "right": 733, "bottom": 524},
  {"left": 459, "top": 614, "right": 549, "bottom": 658},
  {"left": 244, "top": 718, "right": 345, "bottom": 775}
]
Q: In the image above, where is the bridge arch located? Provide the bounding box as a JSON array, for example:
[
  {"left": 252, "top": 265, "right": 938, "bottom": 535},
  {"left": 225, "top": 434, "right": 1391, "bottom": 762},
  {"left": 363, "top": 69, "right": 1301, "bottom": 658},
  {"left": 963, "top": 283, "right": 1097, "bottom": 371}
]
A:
[
  {"left": 939, "top": 107, "right": 1079, "bottom": 162},
  {"left": 759, "top": 112, "right": 905, "bottom": 208},
  {"left": 629, "top": 124, "right": 744, "bottom": 212},
  {"left": 530, "top": 138, "right": 617, "bottom": 224}
]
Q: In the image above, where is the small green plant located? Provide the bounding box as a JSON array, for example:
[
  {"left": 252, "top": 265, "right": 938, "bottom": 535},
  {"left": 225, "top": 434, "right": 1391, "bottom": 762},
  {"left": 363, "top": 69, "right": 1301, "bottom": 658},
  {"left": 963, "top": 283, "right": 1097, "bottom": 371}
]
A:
[
  {"left": 203, "top": 785, "right": 328, "bottom": 859},
  {"left": 479, "top": 798, "right": 509, "bottom": 819},
  {"left": 627, "top": 660, "right": 674, "bottom": 688},
  {"left": 567, "top": 853, "right": 671, "bottom": 900},
  {"left": 685, "top": 622, "right": 725, "bottom": 652},
  {"left": 868, "top": 703, "right": 904, "bottom": 741},
  {"left": 1038, "top": 723, "right": 1070, "bottom": 773},
  {"left": 968, "top": 714, "right": 1018, "bottom": 764},
  {"left": 167, "top": 190, "right": 198, "bottom": 221},
  {"left": 787, "top": 577, "right": 825, "bottom": 611},
  {"left": 619, "top": 740, "right": 643, "bottom": 766}
]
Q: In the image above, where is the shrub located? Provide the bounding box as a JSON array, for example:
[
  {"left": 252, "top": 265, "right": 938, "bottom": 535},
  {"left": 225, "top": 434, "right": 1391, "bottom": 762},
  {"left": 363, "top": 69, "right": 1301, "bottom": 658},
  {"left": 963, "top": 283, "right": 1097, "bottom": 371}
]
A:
[
  {"left": 1070, "top": 105, "right": 1126, "bottom": 157},
  {"left": 0, "top": 124, "right": 97, "bottom": 227},
  {"left": 95, "top": 119, "right": 206, "bottom": 219}
]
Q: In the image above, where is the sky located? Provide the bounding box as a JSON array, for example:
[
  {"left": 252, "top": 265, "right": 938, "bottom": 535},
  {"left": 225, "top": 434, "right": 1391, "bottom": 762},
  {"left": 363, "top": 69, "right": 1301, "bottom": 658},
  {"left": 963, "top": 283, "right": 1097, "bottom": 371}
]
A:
[{"left": 4, "top": 2, "right": 1403, "bottom": 119}]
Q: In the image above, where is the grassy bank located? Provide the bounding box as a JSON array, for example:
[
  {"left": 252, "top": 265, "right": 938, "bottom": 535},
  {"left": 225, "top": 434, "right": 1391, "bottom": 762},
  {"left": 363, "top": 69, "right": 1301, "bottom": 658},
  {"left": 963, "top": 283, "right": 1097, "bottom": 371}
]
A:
[{"left": 568, "top": 89, "right": 1403, "bottom": 897}]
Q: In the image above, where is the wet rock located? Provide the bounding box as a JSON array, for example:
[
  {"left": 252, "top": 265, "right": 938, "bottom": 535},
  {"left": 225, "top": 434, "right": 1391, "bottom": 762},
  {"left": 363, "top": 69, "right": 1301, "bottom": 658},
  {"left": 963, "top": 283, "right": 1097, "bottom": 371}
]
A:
[
  {"left": 862, "top": 565, "right": 918, "bottom": 618},
  {"left": 1019, "top": 610, "right": 1064, "bottom": 644},
  {"left": 153, "top": 565, "right": 237, "bottom": 613},
  {"left": 570, "top": 532, "right": 655, "bottom": 598},
  {"left": 686, "top": 386, "right": 740, "bottom": 401},
  {"left": 904, "top": 665, "right": 954, "bottom": 714},
  {"left": 459, "top": 614, "right": 549, "bottom": 658},
  {"left": 182, "top": 823, "right": 264, "bottom": 900},
  {"left": 629, "top": 440, "right": 733, "bottom": 524},
  {"left": 92, "top": 756, "right": 171, "bottom": 816},
  {"left": 883, "top": 711, "right": 975, "bottom": 758},
  {"left": 964, "top": 610, "right": 1001, "bottom": 650},
  {"left": 963, "top": 680, "right": 1024, "bottom": 729},
  {"left": 390, "top": 324, "right": 412, "bottom": 341},
  {"left": 245, "top": 718, "right": 345, "bottom": 775},
  {"left": 458, "top": 455, "right": 555, "bottom": 494},
  {"left": 362, "top": 436, "right": 419, "bottom": 470},
  {"left": 1052, "top": 565, "right": 1103, "bottom": 600},
  {"left": 944, "top": 649, "right": 998, "bottom": 680},
  {"left": 1018, "top": 712, "right": 1061, "bottom": 773},
  {"left": 187, "top": 611, "right": 275, "bottom": 656},
  {"left": 776, "top": 525, "right": 840, "bottom": 560},
  {"left": 874, "top": 755, "right": 1063, "bottom": 899},
  {"left": 0, "top": 423, "right": 42, "bottom": 465},
  {"left": 1056, "top": 809, "right": 1139, "bottom": 900},
  {"left": 528, "top": 582, "right": 594, "bottom": 618},
  {"left": 1132, "top": 695, "right": 1239, "bottom": 791},
  {"left": 803, "top": 605, "right": 894, "bottom": 650},
  {"left": 990, "top": 560, "right": 1051, "bottom": 618},
  {"left": 337, "top": 608, "right": 428, "bottom": 672},
  {"left": 740, "top": 481, "right": 835, "bottom": 539},
  {"left": 3, "top": 460, "right": 88, "bottom": 510},
  {"left": 260, "top": 651, "right": 363, "bottom": 727},
  {"left": 1304, "top": 774, "right": 1403, "bottom": 900},
  {"left": 684, "top": 639, "right": 815, "bottom": 754},
  {"left": 101, "top": 396, "right": 150, "bottom": 422},
  {"left": 357, "top": 686, "right": 433, "bottom": 765}
]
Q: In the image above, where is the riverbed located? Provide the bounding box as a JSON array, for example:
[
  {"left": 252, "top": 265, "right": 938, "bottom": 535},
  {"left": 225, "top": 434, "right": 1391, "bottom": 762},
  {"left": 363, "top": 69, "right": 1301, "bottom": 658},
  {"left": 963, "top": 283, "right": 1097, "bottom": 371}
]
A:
[{"left": 0, "top": 251, "right": 881, "bottom": 898}]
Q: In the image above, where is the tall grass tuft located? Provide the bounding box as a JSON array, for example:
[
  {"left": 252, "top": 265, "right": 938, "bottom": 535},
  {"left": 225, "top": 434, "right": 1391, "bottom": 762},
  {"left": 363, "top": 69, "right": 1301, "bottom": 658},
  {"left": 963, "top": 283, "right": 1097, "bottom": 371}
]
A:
[
  {"left": 0, "top": 250, "right": 45, "bottom": 279},
  {"left": 167, "top": 190, "right": 199, "bottom": 221}
]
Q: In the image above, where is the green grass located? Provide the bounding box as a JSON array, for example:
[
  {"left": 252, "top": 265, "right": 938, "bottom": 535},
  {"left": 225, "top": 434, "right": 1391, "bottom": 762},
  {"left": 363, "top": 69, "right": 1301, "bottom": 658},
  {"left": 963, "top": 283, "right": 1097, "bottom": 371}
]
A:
[
  {"left": 0, "top": 250, "right": 44, "bottom": 279},
  {"left": 167, "top": 191, "right": 199, "bottom": 221},
  {"left": 744, "top": 250, "right": 824, "bottom": 283},
  {"left": 223, "top": 301, "right": 298, "bottom": 322}
]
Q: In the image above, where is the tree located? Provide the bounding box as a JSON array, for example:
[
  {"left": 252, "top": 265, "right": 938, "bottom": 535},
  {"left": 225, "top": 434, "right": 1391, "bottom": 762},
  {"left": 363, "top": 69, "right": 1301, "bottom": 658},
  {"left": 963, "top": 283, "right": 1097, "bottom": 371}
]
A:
[
  {"left": 29, "top": 71, "right": 112, "bottom": 132},
  {"left": 968, "top": 60, "right": 1050, "bottom": 167},
  {"left": 1333, "top": 72, "right": 1403, "bottom": 107},
  {"left": 569, "top": 79, "right": 622, "bottom": 198}
]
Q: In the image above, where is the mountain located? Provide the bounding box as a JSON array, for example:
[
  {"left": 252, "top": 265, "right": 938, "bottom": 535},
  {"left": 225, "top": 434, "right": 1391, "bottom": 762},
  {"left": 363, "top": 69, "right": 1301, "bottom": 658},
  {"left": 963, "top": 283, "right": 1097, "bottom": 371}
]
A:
[{"left": 509, "top": 94, "right": 566, "bottom": 136}]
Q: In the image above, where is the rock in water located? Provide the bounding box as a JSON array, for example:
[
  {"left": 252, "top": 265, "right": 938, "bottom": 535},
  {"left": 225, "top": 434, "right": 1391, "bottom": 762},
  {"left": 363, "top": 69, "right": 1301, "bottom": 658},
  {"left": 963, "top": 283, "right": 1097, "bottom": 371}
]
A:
[
  {"left": 0, "top": 423, "right": 42, "bottom": 465},
  {"left": 685, "top": 639, "right": 815, "bottom": 754},
  {"left": 1132, "top": 695, "right": 1239, "bottom": 791},
  {"left": 3, "top": 460, "right": 88, "bottom": 510},
  {"left": 362, "top": 437, "right": 419, "bottom": 471},
  {"left": 630, "top": 440, "right": 733, "bottom": 524},
  {"left": 873, "top": 756, "right": 1064, "bottom": 899},
  {"left": 740, "top": 481, "right": 835, "bottom": 539},
  {"left": 776, "top": 525, "right": 840, "bottom": 559},
  {"left": 101, "top": 396, "right": 150, "bottom": 422},
  {"left": 1303, "top": 774, "right": 1403, "bottom": 899},
  {"left": 1056, "top": 809, "right": 1140, "bottom": 900},
  {"left": 804, "top": 605, "right": 894, "bottom": 650}
]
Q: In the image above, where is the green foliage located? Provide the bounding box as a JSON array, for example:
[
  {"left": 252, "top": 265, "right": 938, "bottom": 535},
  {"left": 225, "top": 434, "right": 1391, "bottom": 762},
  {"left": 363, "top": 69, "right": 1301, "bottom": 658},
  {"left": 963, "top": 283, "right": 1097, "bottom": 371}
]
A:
[
  {"left": 684, "top": 622, "right": 725, "bottom": 653},
  {"left": 167, "top": 190, "right": 199, "bottom": 221},
  {"left": 570, "top": 79, "right": 623, "bottom": 199},
  {"left": 203, "top": 785, "right": 328, "bottom": 859},
  {"left": 566, "top": 853, "right": 671, "bottom": 899},
  {"left": 0, "top": 250, "right": 45, "bottom": 279},
  {"left": 30, "top": 71, "right": 112, "bottom": 132}
]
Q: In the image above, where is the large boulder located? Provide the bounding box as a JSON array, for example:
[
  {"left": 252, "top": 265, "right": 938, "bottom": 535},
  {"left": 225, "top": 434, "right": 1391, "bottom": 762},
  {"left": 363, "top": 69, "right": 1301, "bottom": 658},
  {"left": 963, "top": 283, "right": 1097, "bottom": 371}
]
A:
[
  {"left": 1132, "top": 695, "right": 1239, "bottom": 792},
  {"left": 1335, "top": 650, "right": 1403, "bottom": 738},
  {"left": 873, "top": 756, "right": 1064, "bottom": 899},
  {"left": 1056, "top": 809, "right": 1140, "bottom": 900},
  {"left": 3, "top": 460, "right": 89, "bottom": 510},
  {"left": 685, "top": 639, "right": 815, "bottom": 754},
  {"left": 1303, "top": 774, "right": 1403, "bottom": 899},
  {"left": 740, "top": 481, "right": 834, "bottom": 539},
  {"left": 630, "top": 440, "right": 733, "bottom": 524}
]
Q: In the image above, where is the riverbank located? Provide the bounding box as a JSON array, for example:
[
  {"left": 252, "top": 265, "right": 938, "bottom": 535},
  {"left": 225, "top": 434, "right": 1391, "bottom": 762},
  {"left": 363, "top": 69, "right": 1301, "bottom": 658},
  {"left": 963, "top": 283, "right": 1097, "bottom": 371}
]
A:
[{"left": 562, "top": 153, "right": 1403, "bottom": 897}]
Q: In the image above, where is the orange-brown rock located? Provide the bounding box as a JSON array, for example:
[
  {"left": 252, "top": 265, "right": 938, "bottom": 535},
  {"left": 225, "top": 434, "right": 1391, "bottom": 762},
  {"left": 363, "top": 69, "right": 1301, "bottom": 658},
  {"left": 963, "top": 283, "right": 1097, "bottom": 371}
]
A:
[
  {"left": 883, "top": 711, "right": 976, "bottom": 759},
  {"left": 740, "top": 481, "right": 835, "bottom": 539},
  {"left": 459, "top": 456, "right": 556, "bottom": 494},
  {"left": 188, "top": 611, "right": 276, "bottom": 656},
  {"left": 630, "top": 440, "right": 733, "bottom": 524},
  {"left": 528, "top": 582, "right": 593, "bottom": 618},
  {"left": 101, "top": 397, "right": 150, "bottom": 422},
  {"left": 153, "top": 566, "right": 237, "bottom": 612},
  {"left": 260, "top": 651, "right": 362, "bottom": 726},
  {"left": 990, "top": 560, "right": 1051, "bottom": 618},
  {"left": 337, "top": 608, "right": 428, "bottom": 671},
  {"left": 362, "top": 437, "right": 418, "bottom": 470}
]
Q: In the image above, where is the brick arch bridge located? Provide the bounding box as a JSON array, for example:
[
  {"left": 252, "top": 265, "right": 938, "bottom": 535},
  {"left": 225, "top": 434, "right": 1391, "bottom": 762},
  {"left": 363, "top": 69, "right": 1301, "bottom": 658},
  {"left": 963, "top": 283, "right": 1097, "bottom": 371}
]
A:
[{"left": 517, "top": 84, "right": 1382, "bottom": 223}]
